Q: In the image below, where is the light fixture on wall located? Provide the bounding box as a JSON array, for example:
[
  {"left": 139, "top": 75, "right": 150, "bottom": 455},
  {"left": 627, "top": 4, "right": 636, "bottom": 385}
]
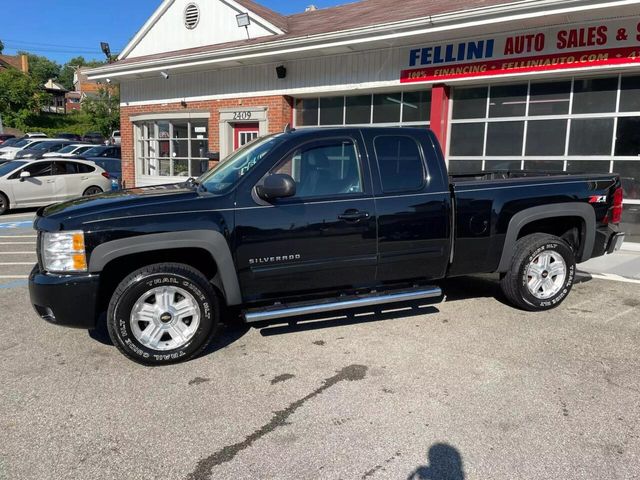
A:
[
  {"left": 160, "top": 71, "right": 170, "bottom": 80},
  {"left": 105, "top": 78, "right": 112, "bottom": 84},
  {"left": 236, "top": 12, "right": 251, "bottom": 39},
  {"left": 276, "top": 65, "right": 287, "bottom": 79}
]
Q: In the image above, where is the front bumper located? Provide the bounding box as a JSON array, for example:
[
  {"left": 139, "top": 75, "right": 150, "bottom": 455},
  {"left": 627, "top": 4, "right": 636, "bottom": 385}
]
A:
[{"left": 28, "top": 266, "right": 100, "bottom": 329}]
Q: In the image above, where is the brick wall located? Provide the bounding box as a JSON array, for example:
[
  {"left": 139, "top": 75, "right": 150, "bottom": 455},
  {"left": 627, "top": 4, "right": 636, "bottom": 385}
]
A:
[{"left": 120, "top": 95, "right": 294, "bottom": 188}]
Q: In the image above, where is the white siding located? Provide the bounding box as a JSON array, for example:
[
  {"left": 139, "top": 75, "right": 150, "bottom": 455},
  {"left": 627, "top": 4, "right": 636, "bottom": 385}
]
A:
[
  {"left": 121, "top": 47, "right": 408, "bottom": 104},
  {"left": 127, "top": 0, "right": 278, "bottom": 59}
]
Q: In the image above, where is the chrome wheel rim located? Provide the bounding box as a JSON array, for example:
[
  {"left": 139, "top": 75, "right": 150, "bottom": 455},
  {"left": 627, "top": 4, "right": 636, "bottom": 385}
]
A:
[
  {"left": 526, "top": 251, "right": 567, "bottom": 300},
  {"left": 130, "top": 286, "right": 201, "bottom": 351}
]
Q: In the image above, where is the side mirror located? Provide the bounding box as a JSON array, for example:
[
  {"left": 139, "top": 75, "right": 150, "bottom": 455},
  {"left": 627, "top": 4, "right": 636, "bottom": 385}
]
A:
[
  {"left": 256, "top": 174, "right": 296, "bottom": 201},
  {"left": 19, "top": 171, "right": 31, "bottom": 182},
  {"left": 205, "top": 151, "right": 220, "bottom": 161}
]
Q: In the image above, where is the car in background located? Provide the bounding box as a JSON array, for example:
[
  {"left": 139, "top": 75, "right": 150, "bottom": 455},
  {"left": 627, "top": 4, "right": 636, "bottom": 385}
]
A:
[
  {"left": 0, "top": 138, "right": 65, "bottom": 161},
  {"left": 0, "top": 134, "right": 16, "bottom": 146},
  {"left": 23, "top": 133, "right": 48, "bottom": 139},
  {"left": 74, "top": 145, "right": 121, "bottom": 159},
  {"left": 83, "top": 132, "right": 106, "bottom": 144},
  {"left": 89, "top": 157, "right": 122, "bottom": 190},
  {"left": 15, "top": 140, "right": 74, "bottom": 160},
  {"left": 56, "top": 133, "right": 83, "bottom": 142},
  {"left": 109, "top": 130, "right": 121, "bottom": 145},
  {"left": 0, "top": 138, "right": 21, "bottom": 149},
  {"left": 0, "top": 159, "right": 112, "bottom": 215},
  {"left": 43, "top": 143, "right": 93, "bottom": 158}
]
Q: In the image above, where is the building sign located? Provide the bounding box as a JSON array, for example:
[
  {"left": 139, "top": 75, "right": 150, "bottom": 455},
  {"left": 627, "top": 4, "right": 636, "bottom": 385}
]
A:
[{"left": 401, "top": 18, "right": 640, "bottom": 83}]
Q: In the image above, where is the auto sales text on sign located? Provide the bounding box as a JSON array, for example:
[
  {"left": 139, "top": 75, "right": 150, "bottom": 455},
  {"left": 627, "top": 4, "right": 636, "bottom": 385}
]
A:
[{"left": 401, "top": 18, "right": 640, "bottom": 83}]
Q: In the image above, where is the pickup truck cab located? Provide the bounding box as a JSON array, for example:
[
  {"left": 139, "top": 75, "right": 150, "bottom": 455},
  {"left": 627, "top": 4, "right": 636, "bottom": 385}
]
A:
[{"left": 29, "top": 127, "right": 625, "bottom": 365}]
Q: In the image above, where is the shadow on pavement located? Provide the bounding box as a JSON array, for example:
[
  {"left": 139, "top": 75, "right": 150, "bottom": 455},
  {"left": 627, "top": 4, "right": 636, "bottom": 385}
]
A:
[{"left": 407, "top": 443, "right": 465, "bottom": 480}]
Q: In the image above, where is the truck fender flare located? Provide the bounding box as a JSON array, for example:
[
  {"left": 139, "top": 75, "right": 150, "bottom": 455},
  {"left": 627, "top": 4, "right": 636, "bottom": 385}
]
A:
[
  {"left": 89, "top": 230, "right": 242, "bottom": 306},
  {"left": 497, "top": 203, "right": 596, "bottom": 272}
]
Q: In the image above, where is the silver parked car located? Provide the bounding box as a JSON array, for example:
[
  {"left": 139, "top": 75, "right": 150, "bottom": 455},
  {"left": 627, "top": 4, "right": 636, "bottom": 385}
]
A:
[
  {"left": 0, "top": 159, "right": 112, "bottom": 215},
  {"left": 42, "top": 144, "right": 93, "bottom": 158}
]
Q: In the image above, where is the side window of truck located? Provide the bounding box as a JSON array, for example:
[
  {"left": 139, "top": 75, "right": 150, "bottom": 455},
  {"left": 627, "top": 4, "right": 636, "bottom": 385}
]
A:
[
  {"left": 374, "top": 136, "right": 426, "bottom": 193},
  {"left": 273, "top": 140, "right": 363, "bottom": 199}
]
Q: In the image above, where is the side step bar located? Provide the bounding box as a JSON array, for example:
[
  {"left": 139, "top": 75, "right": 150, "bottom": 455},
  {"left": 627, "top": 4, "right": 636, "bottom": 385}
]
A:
[{"left": 243, "top": 287, "right": 442, "bottom": 324}]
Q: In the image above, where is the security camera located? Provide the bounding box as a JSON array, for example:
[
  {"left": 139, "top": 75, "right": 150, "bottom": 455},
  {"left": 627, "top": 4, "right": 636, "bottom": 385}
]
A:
[
  {"left": 161, "top": 71, "right": 169, "bottom": 80},
  {"left": 106, "top": 78, "right": 112, "bottom": 84}
]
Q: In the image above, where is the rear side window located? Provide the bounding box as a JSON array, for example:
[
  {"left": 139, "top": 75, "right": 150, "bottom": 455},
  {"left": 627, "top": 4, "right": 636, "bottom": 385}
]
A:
[
  {"left": 77, "top": 163, "right": 95, "bottom": 173},
  {"left": 374, "top": 136, "right": 425, "bottom": 193}
]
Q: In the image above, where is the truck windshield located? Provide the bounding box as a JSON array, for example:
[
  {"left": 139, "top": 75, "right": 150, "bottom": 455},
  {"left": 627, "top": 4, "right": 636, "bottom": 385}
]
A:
[{"left": 199, "top": 134, "right": 284, "bottom": 193}]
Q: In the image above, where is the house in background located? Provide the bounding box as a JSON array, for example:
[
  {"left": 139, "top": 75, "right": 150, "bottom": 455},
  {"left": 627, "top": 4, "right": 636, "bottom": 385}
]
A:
[
  {"left": 0, "top": 54, "right": 29, "bottom": 73},
  {"left": 65, "top": 91, "right": 82, "bottom": 112},
  {"left": 43, "top": 79, "right": 68, "bottom": 114}
]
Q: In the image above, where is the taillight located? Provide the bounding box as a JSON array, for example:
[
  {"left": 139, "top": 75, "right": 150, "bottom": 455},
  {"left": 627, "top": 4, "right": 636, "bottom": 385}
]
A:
[
  {"left": 611, "top": 187, "right": 624, "bottom": 224},
  {"left": 101, "top": 172, "right": 110, "bottom": 179}
]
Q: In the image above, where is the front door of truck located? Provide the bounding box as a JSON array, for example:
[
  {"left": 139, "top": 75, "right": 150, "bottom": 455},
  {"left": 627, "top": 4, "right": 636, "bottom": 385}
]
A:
[
  {"left": 364, "top": 131, "right": 452, "bottom": 282},
  {"left": 234, "top": 135, "right": 378, "bottom": 302}
]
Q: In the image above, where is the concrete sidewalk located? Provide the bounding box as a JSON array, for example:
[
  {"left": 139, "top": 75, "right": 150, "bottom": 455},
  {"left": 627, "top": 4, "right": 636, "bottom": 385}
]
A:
[{"left": 579, "top": 247, "right": 640, "bottom": 281}]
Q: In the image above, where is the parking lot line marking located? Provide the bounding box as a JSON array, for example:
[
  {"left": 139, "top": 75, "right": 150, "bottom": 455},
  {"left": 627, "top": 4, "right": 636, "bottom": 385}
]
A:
[
  {"left": 0, "top": 262, "right": 35, "bottom": 265},
  {"left": 0, "top": 242, "right": 36, "bottom": 245},
  {"left": 589, "top": 273, "right": 640, "bottom": 284},
  {"left": 0, "top": 275, "right": 29, "bottom": 279},
  {"left": 0, "top": 252, "right": 36, "bottom": 255},
  {"left": 0, "top": 235, "right": 37, "bottom": 239}
]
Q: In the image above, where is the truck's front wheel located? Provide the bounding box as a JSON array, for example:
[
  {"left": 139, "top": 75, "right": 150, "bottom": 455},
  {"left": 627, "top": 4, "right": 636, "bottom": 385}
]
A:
[
  {"left": 500, "top": 233, "right": 576, "bottom": 311},
  {"left": 107, "top": 263, "right": 219, "bottom": 365}
]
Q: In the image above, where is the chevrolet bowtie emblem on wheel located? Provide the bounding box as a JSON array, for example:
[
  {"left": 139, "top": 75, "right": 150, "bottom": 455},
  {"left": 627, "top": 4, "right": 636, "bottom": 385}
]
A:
[{"left": 249, "top": 254, "right": 302, "bottom": 265}]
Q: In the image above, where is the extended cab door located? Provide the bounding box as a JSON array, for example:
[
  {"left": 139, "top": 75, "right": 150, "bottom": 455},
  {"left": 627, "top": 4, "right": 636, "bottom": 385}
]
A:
[
  {"left": 364, "top": 130, "right": 452, "bottom": 282},
  {"left": 234, "top": 133, "right": 377, "bottom": 302}
]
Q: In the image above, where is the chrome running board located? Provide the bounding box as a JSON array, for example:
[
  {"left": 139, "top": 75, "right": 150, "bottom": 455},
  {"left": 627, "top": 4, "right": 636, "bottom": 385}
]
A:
[{"left": 243, "top": 286, "right": 442, "bottom": 323}]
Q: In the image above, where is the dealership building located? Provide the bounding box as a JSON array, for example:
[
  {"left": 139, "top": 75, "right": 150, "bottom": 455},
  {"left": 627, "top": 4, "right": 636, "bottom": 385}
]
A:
[{"left": 89, "top": 0, "right": 640, "bottom": 244}]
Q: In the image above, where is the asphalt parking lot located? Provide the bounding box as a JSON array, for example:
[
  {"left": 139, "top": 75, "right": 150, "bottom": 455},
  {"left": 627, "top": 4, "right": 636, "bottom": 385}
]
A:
[{"left": 1, "top": 211, "right": 639, "bottom": 480}]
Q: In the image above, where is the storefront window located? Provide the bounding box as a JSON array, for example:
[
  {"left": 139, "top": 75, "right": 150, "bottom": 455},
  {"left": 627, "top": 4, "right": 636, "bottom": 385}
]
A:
[
  {"left": 526, "top": 120, "right": 567, "bottom": 156},
  {"left": 529, "top": 81, "right": 571, "bottom": 116},
  {"left": 572, "top": 78, "right": 618, "bottom": 114},
  {"left": 295, "top": 91, "right": 431, "bottom": 127},
  {"left": 489, "top": 84, "right": 527, "bottom": 118},
  {"left": 135, "top": 118, "right": 209, "bottom": 178},
  {"left": 486, "top": 121, "right": 524, "bottom": 156},
  {"left": 568, "top": 118, "right": 615, "bottom": 155},
  {"left": 452, "top": 87, "right": 488, "bottom": 119}
]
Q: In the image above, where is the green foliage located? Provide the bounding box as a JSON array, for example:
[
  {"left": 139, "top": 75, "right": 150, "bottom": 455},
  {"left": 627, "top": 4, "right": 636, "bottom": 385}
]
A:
[
  {"left": 19, "top": 52, "right": 61, "bottom": 86},
  {"left": 0, "top": 69, "right": 45, "bottom": 130},
  {"left": 20, "top": 112, "right": 95, "bottom": 136},
  {"left": 82, "top": 87, "right": 120, "bottom": 137},
  {"left": 0, "top": 40, "right": 4, "bottom": 54},
  {"left": 58, "top": 56, "right": 106, "bottom": 91}
]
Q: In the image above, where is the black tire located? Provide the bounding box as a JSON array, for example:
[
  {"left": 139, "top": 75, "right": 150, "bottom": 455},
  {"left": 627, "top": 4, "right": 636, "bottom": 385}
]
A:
[
  {"left": 107, "top": 263, "right": 219, "bottom": 366},
  {"left": 500, "top": 233, "right": 576, "bottom": 312},
  {"left": 0, "top": 193, "right": 8, "bottom": 216},
  {"left": 83, "top": 186, "right": 103, "bottom": 196}
]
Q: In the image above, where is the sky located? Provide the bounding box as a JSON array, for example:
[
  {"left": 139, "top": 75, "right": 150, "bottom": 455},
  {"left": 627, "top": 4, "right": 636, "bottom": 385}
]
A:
[{"left": 1, "top": 0, "right": 350, "bottom": 64}]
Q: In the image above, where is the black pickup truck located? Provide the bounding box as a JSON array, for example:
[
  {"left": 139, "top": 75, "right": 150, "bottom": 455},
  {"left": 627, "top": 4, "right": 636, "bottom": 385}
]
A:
[{"left": 29, "top": 127, "right": 625, "bottom": 365}]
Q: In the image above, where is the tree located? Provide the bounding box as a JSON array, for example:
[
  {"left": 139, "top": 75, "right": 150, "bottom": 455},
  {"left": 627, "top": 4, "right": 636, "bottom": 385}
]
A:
[
  {"left": 19, "top": 52, "right": 61, "bottom": 86},
  {"left": 0, "top": 69, "right": 46, "bottom": 129},
  {"left": 82, "top": 86, "right": 120, "bottom": 137},
  {"left": 0, "top": 40, "right": 4, "bottom": 54},
  {"left": 59, "top": 56, "right": 106, "bottom": 91}
]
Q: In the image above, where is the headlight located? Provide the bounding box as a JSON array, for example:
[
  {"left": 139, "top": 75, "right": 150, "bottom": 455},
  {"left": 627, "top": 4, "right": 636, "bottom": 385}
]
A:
[{"left": 42, "top": 231, "right": 87, "bottom": 273}]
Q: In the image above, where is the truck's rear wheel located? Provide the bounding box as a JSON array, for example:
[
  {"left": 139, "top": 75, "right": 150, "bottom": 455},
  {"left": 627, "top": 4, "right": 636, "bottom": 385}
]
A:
[
  {"left": 500, "top": 233, "right": 576, "bottom": 311},
  {"left": 107, "top": 263, "right": 219, "bottom": 365}
]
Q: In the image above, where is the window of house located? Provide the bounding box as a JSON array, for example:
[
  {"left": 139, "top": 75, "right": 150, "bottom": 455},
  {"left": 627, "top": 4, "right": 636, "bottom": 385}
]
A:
[{"left": 135, "top": 118, "right": 209, "bottom": 178}]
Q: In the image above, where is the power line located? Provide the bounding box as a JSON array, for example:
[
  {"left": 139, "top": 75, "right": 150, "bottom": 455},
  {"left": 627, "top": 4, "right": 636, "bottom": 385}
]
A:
[{"left": 1, "top": 37, "right": 123, "bottom": 50}]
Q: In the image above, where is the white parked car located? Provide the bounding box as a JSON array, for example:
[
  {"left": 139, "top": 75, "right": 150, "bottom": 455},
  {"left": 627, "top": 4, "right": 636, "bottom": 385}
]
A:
[
  {"left": 0, "top": 138, "right": 66, "bottom": 161},
  {"left": 42, "top": 144, "right": 94, "bottom": 158},
  {"left": 0, "top": 159, "right": 112, "bottom": 215},
  {"left": 110, "top": 130, "right": 121, "bottom": 145}
]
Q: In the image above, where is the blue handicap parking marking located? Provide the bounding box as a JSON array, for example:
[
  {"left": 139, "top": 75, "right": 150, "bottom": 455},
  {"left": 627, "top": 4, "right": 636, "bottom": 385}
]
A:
[
  {"left": 0, "top": 280, "right": 29, "bottom": 289},
  {"left": 0, "top": 221, "right": 34, "bottom": 230}
]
